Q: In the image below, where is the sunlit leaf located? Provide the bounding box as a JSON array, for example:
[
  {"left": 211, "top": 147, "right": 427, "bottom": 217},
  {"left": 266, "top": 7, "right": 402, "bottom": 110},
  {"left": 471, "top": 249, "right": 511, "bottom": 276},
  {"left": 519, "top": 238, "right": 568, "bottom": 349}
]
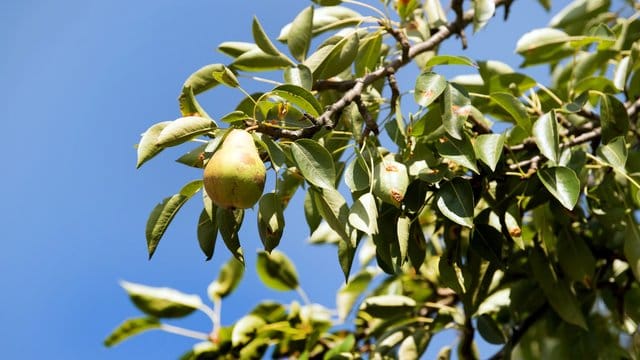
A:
[
  {"left": 252, "top": 16, "right": 281, "bottom": 56},
  {"left": 287, "top": 6, "right": 314, "bottom": 62},
  {"left": 473, "top": 0, "right": 496, "bottom": 32},
  {"left": 436, "top": 178, "right": 475, "bottom": 228},
  {"left": 311, "top": 187, "right": 351, "bottom": 242},
  {"left": 136, "top": 121, "right": 171, "bottom": 168},
  {"left": 218, "top": 41, "right": 259, "bottom": 58},
  {"left": 232, "top": 49, "right": 293, "bottom": 72},
  {"left": 284, "top": 64, "right": 313, "bottom": 90},
  {"left": 208, "top": 257, "right": 244, "bottom": 300},
  {"left": 441, "top": 84, "right": 471, "bottom": 140},
  {"left": 279, "top": 7, "right": 362, "bottom": 42},
  {"left": 355, "top": 33, "right": 382, "bottom": 77},
  {"left": 348, "top": 193, "right": 378, "bottom": 236},
  {"left": 490, "top": 92, "right": 531, "bottom": 132},
  {"left": 537, "top": 166, "right": 580, "bottom": 210},
  {"left": 532, "top": 111, "right": 560, "bottom": 164},
  {"left": 360, "top": 295, "right": 416, "bottom": 318},
  {"left": 156, "top": 116, "right": 216, "bottom": 147},
  {"left": 425, "top": 55, "right": 477, "bottom": 68},
  {"left": 597, "top": 136, "right": 627, "bottom": 170},
  {"left": 414, "top": 72, "right": 447, "bottom": 107},
  {"left": 336, "top": 268, "right": 374, "bottom": 321},
  {"left": 232, "top": 314, "right": 266, "bottom": 347},
  {"left": 291, "top": 139, "right": 336, "bottom": 190},
  {"left": 307, "top": 31, "right": 359, "bottom": 79},
  {"left": 435, "top": 135, "right": 479, "bottom": 174},
  {"left": 270, "top": 84, "right": 323, "bottom": 116},
  {"left": 120, "top": 281, "right": 202, "bottom": 318},
  {"left": 104, "top": 317, "right": 160, "bottom": 347},
  {"left": 475, "top": 133, "right": 506, "bottom": 171}
]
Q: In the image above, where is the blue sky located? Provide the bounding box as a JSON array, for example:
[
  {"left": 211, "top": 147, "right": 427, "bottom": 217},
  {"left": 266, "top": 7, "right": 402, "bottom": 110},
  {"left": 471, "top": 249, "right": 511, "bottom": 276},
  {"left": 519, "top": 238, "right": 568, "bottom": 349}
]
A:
[{"left": 1, "top": 0, "right": 566, "bottom": 358}]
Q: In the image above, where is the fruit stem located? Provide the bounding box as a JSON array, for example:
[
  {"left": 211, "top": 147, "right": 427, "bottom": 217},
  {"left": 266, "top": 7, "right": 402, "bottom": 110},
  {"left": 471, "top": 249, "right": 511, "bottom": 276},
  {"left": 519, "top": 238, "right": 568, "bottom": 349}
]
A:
[{"left": 296, "top": 286, "right": 312, "bottom": 306}]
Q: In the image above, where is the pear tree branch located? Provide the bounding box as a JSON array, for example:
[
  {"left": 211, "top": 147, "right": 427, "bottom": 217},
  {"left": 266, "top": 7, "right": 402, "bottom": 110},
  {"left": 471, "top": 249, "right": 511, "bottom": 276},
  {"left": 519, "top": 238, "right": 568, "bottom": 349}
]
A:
[{"left": 255, "top": 0, "right": 509, "bottom": 140}]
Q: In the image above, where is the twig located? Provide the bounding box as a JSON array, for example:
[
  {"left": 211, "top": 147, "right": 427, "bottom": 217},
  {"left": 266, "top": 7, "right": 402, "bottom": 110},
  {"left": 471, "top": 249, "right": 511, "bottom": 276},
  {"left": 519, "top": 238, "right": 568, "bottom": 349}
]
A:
[
  {"left": 254, "top": 0, "right": 510, "bottom": 139},
  {"left": 355, "top": 95, "right": 379, "bottom": 138},
  {"left": 383, "top": 21, "right": 410, "bottom": 62}
]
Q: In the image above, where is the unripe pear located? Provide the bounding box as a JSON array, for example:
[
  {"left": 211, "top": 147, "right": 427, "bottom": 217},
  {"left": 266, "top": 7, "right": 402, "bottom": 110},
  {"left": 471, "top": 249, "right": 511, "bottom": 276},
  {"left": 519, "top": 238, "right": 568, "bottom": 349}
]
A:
[
  {"left": 203, "top": 129, "right": 266, "bottom": 209},
  {"left": 373, "top": 159, "right": 409, "bottom": 208}
]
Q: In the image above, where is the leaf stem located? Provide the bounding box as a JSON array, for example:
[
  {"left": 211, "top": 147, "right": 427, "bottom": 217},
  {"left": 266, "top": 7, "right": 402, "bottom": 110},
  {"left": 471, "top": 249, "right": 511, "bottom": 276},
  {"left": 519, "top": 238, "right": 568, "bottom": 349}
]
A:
[
  {"left": 343, "top": 0, "right": 388, "bottom": 19},
  {"left": 296, "top": 286, "right": 312, "bottom": 306},
  {"left": 198, "top": 303, "right": 219, "bottom": 332},
  {"left": 160, "top": 324, "right": 210, "bottom": 341},
  {"left": 537, "top": 82, "right": 563, "bottom": 106}
]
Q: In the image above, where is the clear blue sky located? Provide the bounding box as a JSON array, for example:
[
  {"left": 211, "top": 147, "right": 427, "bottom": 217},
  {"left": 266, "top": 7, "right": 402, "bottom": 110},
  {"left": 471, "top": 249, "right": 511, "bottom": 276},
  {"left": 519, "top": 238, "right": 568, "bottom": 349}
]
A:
[{"left": 1, "top": 0, "right": 568, "bottom": 358}]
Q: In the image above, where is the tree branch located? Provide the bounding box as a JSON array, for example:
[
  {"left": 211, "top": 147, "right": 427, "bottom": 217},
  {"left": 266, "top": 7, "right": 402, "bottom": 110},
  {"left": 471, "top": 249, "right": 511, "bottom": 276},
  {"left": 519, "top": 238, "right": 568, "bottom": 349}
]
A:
[
  {"left": 488, "top": 304, "right": 549, "bottom": 360},
  {"left": 255, "top": 0, "right": 509, "bottom": 140}
]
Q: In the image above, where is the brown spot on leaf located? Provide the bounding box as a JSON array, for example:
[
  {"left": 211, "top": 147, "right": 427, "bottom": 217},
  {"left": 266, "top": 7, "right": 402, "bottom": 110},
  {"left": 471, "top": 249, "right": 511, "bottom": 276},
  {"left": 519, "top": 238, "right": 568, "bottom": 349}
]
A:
[
  {"left": 509, "top": 227, "right": 522, "bottom": 237},
  {"left": 390, "top": 189, "right": 404, "bottom": 203}
]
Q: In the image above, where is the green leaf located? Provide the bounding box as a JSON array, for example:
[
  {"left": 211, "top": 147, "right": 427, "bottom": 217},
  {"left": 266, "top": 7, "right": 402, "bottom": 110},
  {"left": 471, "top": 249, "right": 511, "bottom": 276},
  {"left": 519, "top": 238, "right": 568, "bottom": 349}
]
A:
[
  {"left": 488, "top": 73, "right": 537, "bottom": 94},
  {"left": 473, "top": 0, "right": 495, "bottom": 32},
  {"left": 438, "top": 255, "right": 466, "bottom": 294},
  {"left": 537, "top": 167, "right": 580, "bottom": 210},
  {"left": 287, "top": 6, "right": 314, "bottom": 62},
  {"left": 490, "top": 92, "right": 531, "bottom": 132},
  {"left": 599, "top": 93, "right": 630, "bottom": 144},
  {"left": 182, "top": 64, "right": 223, "bottom": 94},
  {"left": 529, "top": 247, "right": 588, "bottom": 329},
  {"left": 232, "top": 314, "right": 266, "bottom": 347},
  {"left": 284, "top": 64, "right": 313, "bottom": 90},
  {"left": 441, "top": 84, "right": 471, "bottom": 140},
  {"left": 549, "top": 0, "right": 609, "bottom": 30},
  {"left": 436, "top": 178, "right": 475, "bottom": 228},
  {"left": 344, "top": 154, "right": 370, "bottom": 192},
  {"left": 313, "top": 0, "right": 342, "bottom": 5},
  {"left": 279, "top": 6, "right": 362, "bottom": 42},
  {"left": 307, "top": 32, "right": 359, "bottom": 79},
  {"left": 360, "top": 295, "right": 416, "bottom": 318},
  {"left": 397, "top": 215, "right": 411, "bottom": 264},
  {"left": 413, "top": 72, "right": 447, "bottom": 107},
  {"left": 208, "top": 257, "right": 244, "bottom": 300},
  {"left": 348, "top": 193, "right": 378, "bottom": 236},
  {"left": 257, "top": 192, "right": 285, "bottom": 252},
  {"left": 104, "top": 317, "right": 160, "bottom": 347},
  {"left": 218, "top": 41, "right": 259, "bottom": 58},
  {"left": 475, "top": 133, "right": 506, "bottom": 171},
  {"left": 557, "top": 230, "right": 595, "bottom": 282},
  {"left": 219, "top": 110, "right": 252, "bottom": 124},
  {"left": 574, "top": 76, "right": 619, "bottom": 95},
  {"left": 425, "top": 55, "right": 477, "bottom": 68},
  {"left": 256, "top": 250, "right": 299, "bottom": 291},
  {"left": 231, "top": 49, "right": 292, "bottom": 72},
  {"left": 210, "top": 64, "right": 240, "bottom": 88},
  {"left": 252, "top": 16, "right": 281, "bottom": 56},
  {"left": 336, "top": 268, "right": 374, "bottom": 321},
  {"left": 120, "top": 281, "right": 203, "bottom": 318},
  {"left": 324, "top": 334, "right": 356, "bottom": 360},
  {"left": 217, "top": 208, "right": 245, "bottom": 264},
  {"left": 476, "top": 314, "right": 505, "bottom": 344},
  {"left": 197, "top": 208, "right": 217, "bottom": 261},
  {"left": 597, "top": 136, "right": 627, "bottom": 170},
  {"left": 532, "top": 111, "right": 560, "bottom": 164},
  {"left": 270, "top": 84, "right": 323, "bottom": 116},
  {"left": 311, "top": 187, "right": 351, "bottom": 242},
  {"left": 614, "top": 56, "right": 630, "bottom": 91},
  {"left": 146, "top": 180, "right": 202, "bottom": 259},
  {"left": 178, "top": 85, "right": 212, "bottom": 120},
  {"left": 338, "top": 233, "right": 358, "bottom": 281},
  {"left": 136, "top": 121, "right": 171, "bottom": 168},
  {"left": 515, "top": 28, "right": 572, "bottom": 66},
  {"left": 156, "top": 116, "right": 216, "bottom": 147},
  {"left": 355, "top": 33, "right": 382, "bottom": 77},
  {"left": 625, "top": 217, "right": 640, "bottom": 281},
  {"left": 176, "top": 143, "right": 207, "bottom": 169},
  {"left": 291, "top": 139, "right": 336, "bottom": 190},
  {"left": 471, "top": 224, "right": 504, "bottom": 264},
  {"left": 435, "top": 135, "right": 479, "bottom": 174}
]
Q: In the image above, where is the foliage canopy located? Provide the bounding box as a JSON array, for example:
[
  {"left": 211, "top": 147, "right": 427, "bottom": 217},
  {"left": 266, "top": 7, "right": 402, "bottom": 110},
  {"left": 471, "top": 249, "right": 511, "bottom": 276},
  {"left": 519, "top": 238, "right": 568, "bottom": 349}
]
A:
[{"left": 108, "top": 0, "right": 640, "bottom": 358}]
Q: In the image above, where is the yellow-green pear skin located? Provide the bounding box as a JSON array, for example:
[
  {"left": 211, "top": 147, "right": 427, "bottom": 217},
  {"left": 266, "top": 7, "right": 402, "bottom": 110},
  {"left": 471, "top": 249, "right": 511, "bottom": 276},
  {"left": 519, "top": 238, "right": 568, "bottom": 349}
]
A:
[
  {"left": 373, "top": 160, "right": 409, "bottom": 208},
  {"left": 203, "top": 129, "right": 266, "bottom": 209}
]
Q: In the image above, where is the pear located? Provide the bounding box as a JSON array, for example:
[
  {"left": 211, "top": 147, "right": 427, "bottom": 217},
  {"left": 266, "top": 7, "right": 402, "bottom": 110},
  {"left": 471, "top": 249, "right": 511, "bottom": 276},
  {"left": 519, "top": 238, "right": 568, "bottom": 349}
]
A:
[
  {"left": 373, "top": 159, "right": 409, "bottom": 208},
  {"left": 204, "top": 129, "right": 266, "bottom": 209}
]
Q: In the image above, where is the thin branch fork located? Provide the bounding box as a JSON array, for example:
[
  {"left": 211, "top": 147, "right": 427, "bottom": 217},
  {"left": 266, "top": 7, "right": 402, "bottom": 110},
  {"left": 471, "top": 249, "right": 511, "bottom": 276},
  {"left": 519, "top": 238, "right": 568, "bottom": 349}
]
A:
[{"left": 255, "top": 0, "right": 509, "bottom": 140}]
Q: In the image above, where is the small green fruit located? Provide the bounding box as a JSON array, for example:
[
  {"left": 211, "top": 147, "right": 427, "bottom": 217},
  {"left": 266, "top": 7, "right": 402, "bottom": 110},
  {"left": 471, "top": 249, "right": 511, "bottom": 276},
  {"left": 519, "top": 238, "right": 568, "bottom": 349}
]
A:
[
  {"left": 373, "top": 159, "right": 409, "bottom": 208},
  {"left": 204, "top": 129, "right": 266, "bottom": 209}
]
